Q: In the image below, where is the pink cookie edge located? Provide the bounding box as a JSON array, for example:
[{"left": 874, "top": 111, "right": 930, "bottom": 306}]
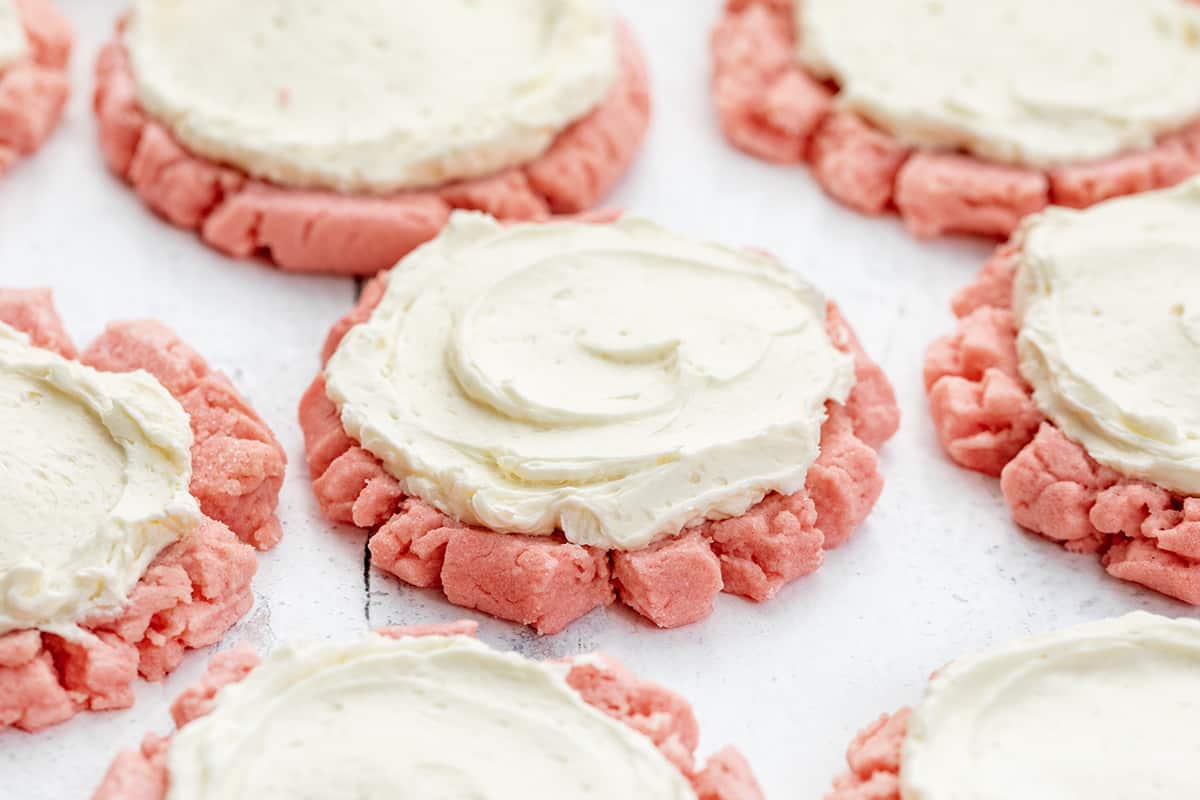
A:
[{"left": 92, "top": 23, "right": 651, "bottom": 276}]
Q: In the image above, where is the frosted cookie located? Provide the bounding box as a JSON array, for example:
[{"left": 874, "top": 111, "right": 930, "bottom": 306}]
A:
[
  {"left": 827, "top": 613, "right": 1200, "bottom": 799},
  {"left": 925, "top": 179, "right": 1200, "bottom": 603},
  {"left": 0, "top": 289, "right": 286, "bottom": 734},
  {"left": 0, "top": 0, "right": 71, "bottom": 176},
  {"left": 94, "top": 0, "right": 650, "bottom": 276},
  {"left": 300, "top": 212, "right": 899, "bottom": 633},
  {"left": 712, "top": 0, "right": 1200, "bottom": 239},
  {"left": 94, "top": 624, "right": 762, "bottom": 800}
]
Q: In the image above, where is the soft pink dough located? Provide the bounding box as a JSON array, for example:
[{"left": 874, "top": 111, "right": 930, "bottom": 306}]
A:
[
  {"left": 711, "top": 0, "right": 1200, "bottom": 239},
  {"left": 924, "top": 249, "right": 1200, "bottom": 604},
  {"left": 0, "top": 0, "right": 71, "bottom": 176},
  {"left": 299, "top": 277, "right": 899, "bottom": 633},
  {"left": 92, "top": 23, "right": 651, "bottom": 276},
  {"left": 0, "top": 289, "right": 285, "bottom": 734},
  {"left": 825, "top": 710, "right": 910, "bottom": 800},
  {"left": 92, "top": 624, "right": 766, "bottom": 800}
]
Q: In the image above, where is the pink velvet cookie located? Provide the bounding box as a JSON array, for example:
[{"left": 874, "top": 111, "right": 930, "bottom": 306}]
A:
[
  {"left": 0, "top": 0, "right": 71, "bottom": 176},
  {"left": 93, "top": 623, "right": 765, "bottom": 800},
  {"left": 300, "top": 215, "right": 899, "bottom": 634},
  {"left": 826, "top": 614, "right": 1200, "bottom": 799},
  {"left": 0, "top": 288, "right": 286, "bottom": 734},
  {"left": 711, "top": 0, "right": 1200, "bottom": 239},
  {"left": 924, "top": 185, "right": 1200, "bottom": 603},
  {"left": 93, "top": 3, "right": 650, "bottom": 276}
]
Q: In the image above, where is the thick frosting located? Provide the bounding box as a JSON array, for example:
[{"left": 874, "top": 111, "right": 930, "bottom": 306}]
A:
[
  {"left": 795, "top": 0, "right": 1200, "bottom": 167},
  {"left": 324, "top": 213, "right": 855, "bottom": 551},
  {"left": 123, "top": 0, "right": 617, "bottom": 193},
  {"left": 1013, "top": 179, "right": 1200, "bottom": 495},
  {"left": 0, "top": 324, "right": 199, "bottom": 636},
  {"left": 165, "top": 634, "right": 696, "bottom": 800},
  {"left": 901, "top": 613, "right": 1200, "bottom": 799},
  {"left": 0, "top": 0, "right": 27, "bottom": 70}
]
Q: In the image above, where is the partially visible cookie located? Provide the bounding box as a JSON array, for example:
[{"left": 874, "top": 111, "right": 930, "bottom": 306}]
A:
[
  {"left": 925, "top": 179, "right": 1200, "bottom": 602},
  {"left": 0, "top": 0, "right": 70, "bottom": 176},
  {"left": 712, "top": 0, "right": 1200, "bottom": 239},
  {"left": 94, "top": 0, "right": 651, "bottom": 275},
  {"left": 94, "top": 624, "right": 764, "bottom": 800},
  {"left": 0, "top": 289, "right": 285, "bottom": 733},
  {"left": 827, "top": 613, "right": 1200, "bottom": 799}
]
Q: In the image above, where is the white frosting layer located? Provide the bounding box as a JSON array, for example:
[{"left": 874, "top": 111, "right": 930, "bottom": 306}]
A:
[
  {"left": 795, "top": 0, "right": 1200, "bottom": 167},
  {"left": 1013, "top": 179, "right": 1200, "bottom": 495},
  {"left": 165, "top": 634, "right": 696, "bottom": 800},
  {"left": 0, "top": 325, "right": 199, "bottom": 635},
  {"left": 0, "top": 0, "right": 28, "bottom": 70},
  {"left": 325, "top": 213, "right": 854, "bottom": 551},
  {"left": 124, "top": 0, "right": 617, "bottom": 193},
  {"left": 901, "top": 613, "right": 1200, "bottom": 799}
]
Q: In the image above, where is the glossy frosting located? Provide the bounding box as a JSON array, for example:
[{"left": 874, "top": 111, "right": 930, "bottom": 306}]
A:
[
  {"left": 1014, "top": 179, "right": 1200, "bottom": 495},
  {"left": 123, "top": 0, "right": 617, "bottom": 192},
  {"left": 902, "top": 613, "right": 1200, "bottom": 799},
  {"left": 0, "top": 324, "right": 199, "bottom": 635},
  {"left": 796, "top": 0, "right": 1200, "bottom": 167},
  {"left": 166, "top": 634, "right": 696, "bottom": 800},
  {"left": 0, "top": 0, "right": 27, "bottom": 70}
]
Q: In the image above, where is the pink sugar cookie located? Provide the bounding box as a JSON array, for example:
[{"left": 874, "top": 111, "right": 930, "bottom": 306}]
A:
[
  {"left": 92, "top": 623, "right": 765, "bottom": 800},
  {"left": 923, "top": 249, "right": 1200, "bottom": 604},
  {"left": 300, "top": 275, "right": 899, "bottom": 634},
  {"left": 711, "top": 0, "right": 1200, "bottom": 239},
  {"left": 0, "top": 288, "right": 285, "bottom": 734},
  {"left": 0, "top": 0, "right": 71, "bottom": 176},
  {"left": 93, "top": 22, "right": 650, "bottom": 276},
  {"left": 825, "top": 710, "right": 910, "bottom": 800}
]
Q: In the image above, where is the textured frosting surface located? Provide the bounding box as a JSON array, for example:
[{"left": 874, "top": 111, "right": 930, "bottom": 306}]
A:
[
  {"left": 325, "top": 213, "right": 854, "bottom": 550},
  {"left": 0, "top": 324, "right": 199, "bottom": 635},
  {"left": 165, "top": 635, "right": 696, "bottom": 800},
  {"left": 123, "top": 0, "right": 616, "bottom": 193},
  {"left": 1013, "top": 179, "right": 1200, "bottom": 494},
  {"left": 0, "top": 0, "right": 27, "bottom": 69},
  {"left": 795, "top": 0, "right": 1200, "bottom": 167},
  {"left": 901, "top": 613, "right": 1200, "bottom": 799}
]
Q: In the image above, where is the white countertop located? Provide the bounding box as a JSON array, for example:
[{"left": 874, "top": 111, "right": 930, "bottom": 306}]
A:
[{"left": 1, "top": 2, "right": 1190, "bottom": 797}]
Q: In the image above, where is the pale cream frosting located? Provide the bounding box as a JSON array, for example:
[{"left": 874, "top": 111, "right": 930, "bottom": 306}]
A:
[
  {"left": 123, "top": 0, "right": 617, "bottom": 193},
  {"left": 165, "top": 634, "right": 696, "bottom": 800},
  {"left": 0, "top": 0, "right": 28, "bottom": 71},
  {"left": 0, "top": 324, "right": 199, "bottom": 636},
  {"left": 324, "top": 213, "right": 855, "bottom": 551},
  {"left": 901, "top": 613, "right": 1200, "bottom": 799},
  {"left": 795, "top": 0, "right": 1200, "bottom": 168},
  {"left": 1013, "top": 179, "right": 1200, "bottom": 495}
]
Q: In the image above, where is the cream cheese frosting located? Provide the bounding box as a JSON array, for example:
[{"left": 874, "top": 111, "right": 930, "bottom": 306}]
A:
[
  {"left": 794, "top": 0, "right": 1200, "bottom": 168},
  {"left": 0, "top": 0, "right": 28, "bottom": 71},
  {"left": 900, "top": 613, "right": 1200, "bottom": 799},
  {"left": 0, "top": 324, "right": 199, "bottom": 636},
  {"left": 324, "top": 213, "right": 855, "bottom": 551},
  {"left": 123, "top": 0, "right": 617, "bottom": 193},
  {"left": 165, "top": 634, "right": 696, "bottom": 800},
  {"left": 1013, "top": 179, "right": 1200, "bottom": 495}
]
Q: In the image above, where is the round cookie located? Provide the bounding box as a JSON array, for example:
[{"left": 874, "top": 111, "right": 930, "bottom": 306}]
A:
[
  {"left": 924, "top": 179, "right": 1200, "bottom": 603},
  {"left": 711, "top": 0, "right": 1200, "bottom": 239},
  {"left": 94, "top": 0, "right": 650, "bottom": 276},
  {"left": 827, "top": 613, "right": 1200, "bottom": 799},
  {"left": 0, "top": 0, "right": 71, "bottom": 176},
  {"left": 300, "top": 213, "right": 899, "bottom": 633},
  {"left": 93, "top": 623, "right": 764, "bottom": 800},
  {"left": 0, "top": 288, "right": 286, "bottom": 733}
]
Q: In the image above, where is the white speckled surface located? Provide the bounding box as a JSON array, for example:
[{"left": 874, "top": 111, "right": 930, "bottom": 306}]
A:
[{"left": 0, "top": 2, "right": 1191, "bottom": 798}]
